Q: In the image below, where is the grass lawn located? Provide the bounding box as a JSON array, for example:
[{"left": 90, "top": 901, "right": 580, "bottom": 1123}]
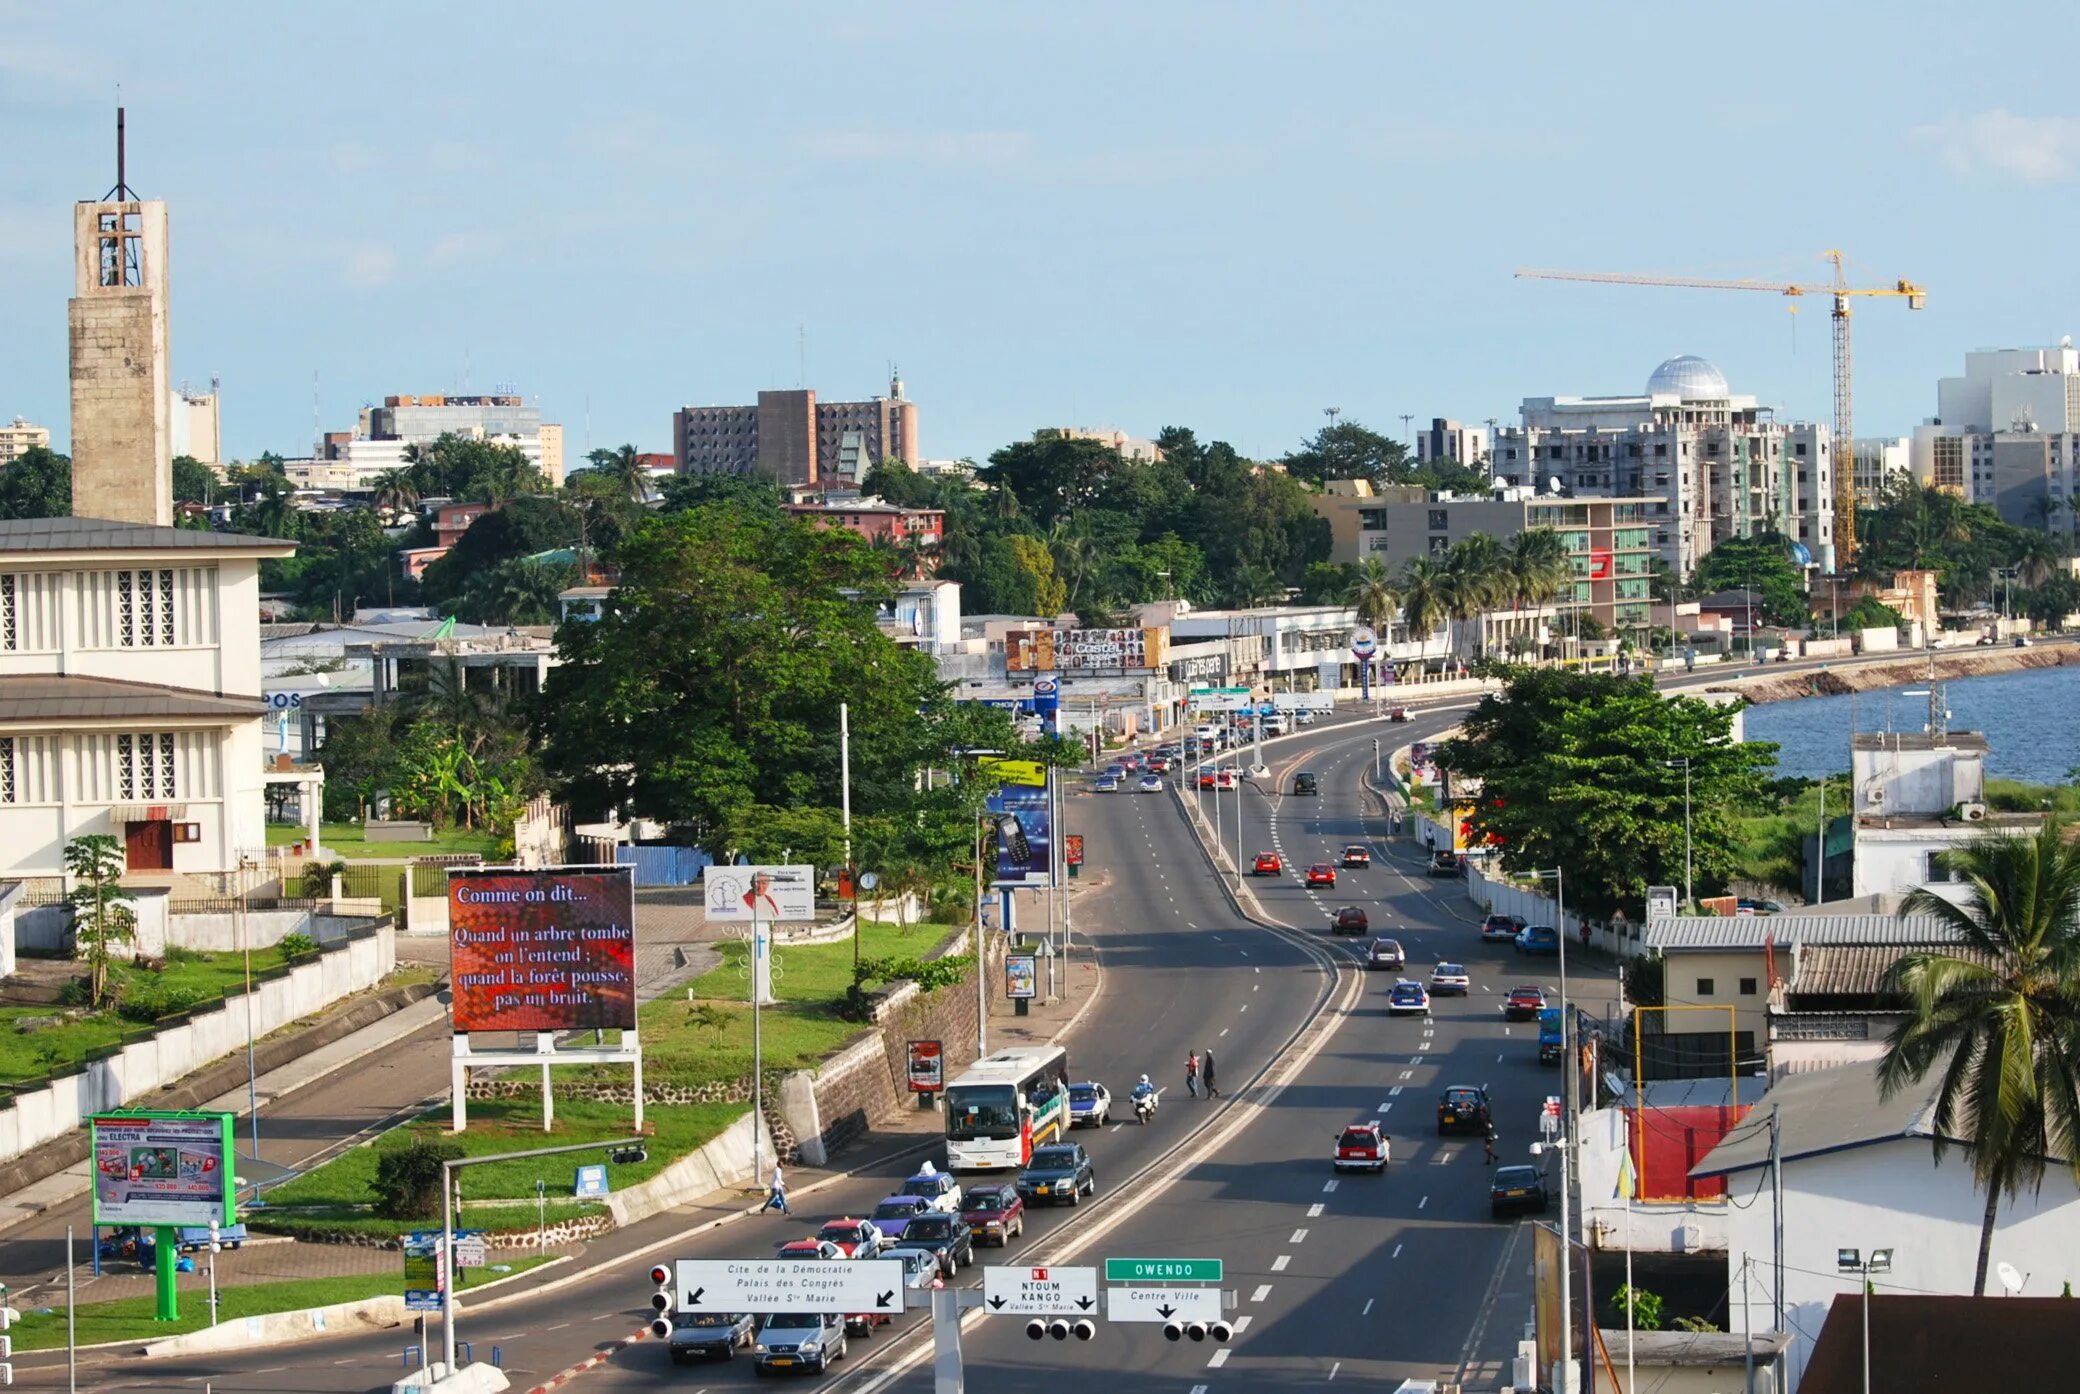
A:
[
  {"left": 252, "top": 1096, "right": 745, "bottom": 1240},
  {"left": 6, "top": 1258, "right": 553, "bottom": 1352},
  {"left": 267, "top": 822, "right": 503, "bottom": 860},
  {"left": 0, "top": 946, "right": 300, "bottom": 1086}
]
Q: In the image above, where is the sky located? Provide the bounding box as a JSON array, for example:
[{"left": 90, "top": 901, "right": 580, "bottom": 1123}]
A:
[{"left": 6, "top": 2, "right": 2080, "bottom": 466}]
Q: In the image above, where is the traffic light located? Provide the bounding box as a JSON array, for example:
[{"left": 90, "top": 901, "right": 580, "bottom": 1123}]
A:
[
  {"left": 0, "top": 1299, "right": 13, "bottom": 1386},
  {"left": 1208, "top": 1318, "right": 1233, "bottom": 1342},
  {"left": 610, "top": 1145, "right": 648, "bottom": 1166},
  {"left": 647, "top": 1265, "right": 673, "bottom": 1340}
]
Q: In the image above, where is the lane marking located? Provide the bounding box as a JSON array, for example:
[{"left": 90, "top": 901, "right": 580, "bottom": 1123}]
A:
[
  {"left": 1307, "top": 1203, "right": 1324, "bottom": 1217},
  {"left": 1219, "top": 1027, "right": 1229, "bottom": 1037},
  {"left": 1380, "top": 1102, "right": 1393, "bottom": 1114},
  {"left": 1251, "top": 1283, "right": 1273, "bottom": 1302},
  {"left": 1418, "top": 1195, "right": 1428, "bottom": 1210},
  {"left": 1271, "top": 1254, "right": 1291, "bottom": 1272},
  {"left": 1389, "top": 1085, "right": 1404, "bottom": 1096},
  {"left": 1362, "top": 1297, "right": 1374, "bottom": 1316},
  {"left": 1400, "top": 1070, "right": 1413, "bottom": 1080},
  {"left": 1234, "top": 1314, "right": 1253, "bottom": 1333},
  {"left": 1323, "top": 1179, "right": 1339, "bottom": 1192},
  {"left": 1329, "top": 1360, "right": 1342, "bottom": 1381},
  {"left": 1392, "top": 1243, "right": 1404, "bottom": 1258},
  {"left": 1208, "top": 1350, "right": 1231, "bottom": 1369},
  {"left": 1291, "top": 1228, "right": 1309, "bottom": 1243}
]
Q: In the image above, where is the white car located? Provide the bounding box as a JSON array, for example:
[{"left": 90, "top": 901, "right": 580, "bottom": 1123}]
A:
[
  {"left": 900, "top": 1164, "right": 964, "bottom": 1214},
  {"left": 1293, "top": 709, "right": 1317, "bottom": 726},
  {"left": 1137, "top": 774, "right": 1164, "bottom": 794},
  {"left": 1430, "top": 963, "right": 1471, "bottom": 997}
]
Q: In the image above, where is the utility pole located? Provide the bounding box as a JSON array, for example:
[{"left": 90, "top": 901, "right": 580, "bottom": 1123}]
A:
[
  {"left": 1399, "top": 413, "right": 1414, "bottom": 446},
  {"left": 1770, "top": 1109, "right": 1785, "bottom": 1334}
]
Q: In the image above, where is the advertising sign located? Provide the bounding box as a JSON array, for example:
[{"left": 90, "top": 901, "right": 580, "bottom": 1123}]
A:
[
  {"left": 1006, "top": 627, "right": 1169, "bottom": 673},
  {"left": 979, "top": 757, "right": 1048, "bottom": 788},
  {"left": 1005, "top": 955, "right": 1038, "bottom": 999},
  {"left": 1349, "top": 625, "right": 1378, "bottom": 658},
  {"left": 907, "top": 1039, "right": 944, "bottom": 1093},
  {"left": 574, "top": 1164, "right": 610, "bottom": 1198},
  {"left": 448, "top": 865, "right": 637, "bottom": 1034},
  {"left": 1064, "top": 835, "right": 1084, "bottom": 868},
  {"left": 91, "top": 1112, "right": 234, "bottom": 1228},
  {"left": 985, "top": 782, "right": 1054, "bottom": 888},
  {"left": 702, "top": 864, "right": 818, "bottom": 923},
  {"left": 403, "top": 1230, "right": 446, "bottom": 1312},
  {"left": 1168, "top": 652, "right": 1228, "bottom": 685}
]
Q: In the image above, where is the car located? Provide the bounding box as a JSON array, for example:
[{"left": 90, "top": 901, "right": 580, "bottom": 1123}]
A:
[
  {"left": 1430, "top": 963, "right": 1470, "bottom": 996},
  {"left": 754, "top": 1311, "right": 848, "bottom": 1375},
  {"left": 1428, "top": 850, "right": 1465, "bottom": 877},
  {"left": 959, "top": 1183, "right": 1026, "bottom": 1247},
  {"left": 1016, "top": 1142, "right": 1096, "bottom": 1206},
  {"left": 1292, "top": 771, "right": 1319, "bottom": 796},
  {"left": 1480, "top": 913, "right": 1526, "bottom": 944},
  {"left": 1340, "top": 844, "right": 1372, "bottom": 869},
  {"left": 1118, "top": 753, "right": 1142, "bottom": 771},
  {"left": 1515, "top": 924, "right": 1561, "bottom": 956},
  {"left": 900, "top": 1164, "right": 963, "bottom": 1213},
  {"left": 889, "top": 1245, "right": 943, "bottom": 1294},
  {"left": 1294, "top": 708, "right": 1318, "bottom": 726},
  {"left": 1197, "top": 769, "right": 1218, "bottom": 790},
  {"left": 2015, "top": 634, "right": 2034, "bottom": 648},
  {"left": 1137, "top": 774, "right": 1164, "bottom": 794},
  {"left": 776, "top": 1237, "right": 846, "bottom": 1263},
  {"left": 868, "top": 1195, "right": 935, "bottom": 1240},
  {"left": 1067, "top": 1081, "right": 1112, "bottom": 1128},
  {"left": 670, "top": 1310, "right": 756, "bottom": 1363},
  {"left": 1331, "top": 906, "right": 1370, "bottom": 936},
  {"left": 1214, "top": 768, "right": 1240, "bottom": 790},
  {"left": 1147, "top": 755, "right": 1172, "bottom": 773},
  {"left": 1252, "top": 851, "right": 1284, "bottom": 877},
  {"left": 1490, "top": 1164, "right": 1551, "bottom": 1218},
  {"left": 1387, "top": 706, "right": 1411, "bottom": 722},
  {"left": 1387, "top": 979, "right": 1431, "bottom": 1015},
  {"left": 1366, "top": 937, "right": 1406, "bottom": 971},
  {"left": 1094, "top": 774, "right": 1121, "bottom": 793},
  {"left": 1735, "top": 898, "right": 1784, "bottom": 916},
  {"left": 1306, "top": 863, "right": 1338, "bottom": 888},
  {"left": 1104, "top": 762, "right": 1129, "bottom": 779},
  {"left": 815, "top": 1218, "right": 883, "bottom": 1258},
  {"left": 1437, "top": 1084, "right": 1491, "bottom": 1136},
  {"left": 1333, "top": 1122, "right": 1390, "bottom": 1173},
  {"left": 898, "top": 1211, "right": 976, "bottom": 1277},
  {"left": 1503, "top": 985, "right": 1548, "bottom": 1021}
]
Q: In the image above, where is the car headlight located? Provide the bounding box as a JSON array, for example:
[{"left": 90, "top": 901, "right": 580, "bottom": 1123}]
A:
[
  {"left": 800, "top": 1341, "right": 820, "bottom": 1354},
  {"left": 754, "top": 1343, "right": 770, "bottom": 1354}
]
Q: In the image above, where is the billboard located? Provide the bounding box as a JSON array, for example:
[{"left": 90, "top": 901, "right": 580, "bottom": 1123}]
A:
[
  {"left": 907, "top": 1040, "right": 944, "bottom": 1093},
  {"left": 702, "top": 864, "right": 818, "bottom": 923},
  {"left": 985, "top": 781, "right": 1054, "bottom": 887},
  {"left": 1005, "top": 955, "right": 1038, "bottom": 999},
  {"left": 448, "top": 865, "right": 637, "bottom": 1033},
  {"left": 1005, "top": 627, "right": 1168, "bottom": 672},
  {"left": 91, "top": 1112, "right": 234, "bottom": 1228}
]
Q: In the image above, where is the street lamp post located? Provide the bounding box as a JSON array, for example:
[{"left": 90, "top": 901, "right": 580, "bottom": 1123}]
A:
[
  {"left": 1837, "top": 1247, "right": 1893, "bottom": 1394},
  {"left": 974, "top": 814, "right": 989, "bottom": 1059},
  {"left": 1664, "top": 758, "right": 1693, "bottom": 908},
  {"left": 1534, "top": 1134, "right": 1576, "bottom": 1393}
]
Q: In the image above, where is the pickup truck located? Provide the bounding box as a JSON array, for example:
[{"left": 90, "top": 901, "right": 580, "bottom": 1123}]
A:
[{"left": 1538, "top": 1007, "right": 1564, "bottom": 1065}]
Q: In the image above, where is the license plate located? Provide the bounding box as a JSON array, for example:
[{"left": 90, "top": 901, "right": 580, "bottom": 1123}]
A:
[
  {"left": 1036, "top": 1184, "right": 1050, "bottom": 1194},
  {"left": 770, "top": 1358, "right": 795, "bottom": 1366},
  {"left": 1505, "top": 1189, "right": 1526, "bottom": 1197}
]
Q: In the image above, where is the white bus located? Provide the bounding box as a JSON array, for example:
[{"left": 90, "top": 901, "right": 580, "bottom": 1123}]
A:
[{"left": 942, "top": 1045, "right": 1071, "bottom": 1172}]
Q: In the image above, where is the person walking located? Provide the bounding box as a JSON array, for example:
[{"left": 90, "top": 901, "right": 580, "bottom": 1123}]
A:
[
  {"left": 1482, "top": 1120, "right": 1498, "bottom": 1166},
  {"left": 1201, "top": 1049, "right": 1219, "bottom": 1099},
  {"left": 1185, "top": 1051, "right": 1200, "bottom": 1099},
  {"left": 760, "top": 1160, "right": 790, "bottom": 1215},
  {"left": 1579, "top": 918, "right": 1593, "bottom": 953}
]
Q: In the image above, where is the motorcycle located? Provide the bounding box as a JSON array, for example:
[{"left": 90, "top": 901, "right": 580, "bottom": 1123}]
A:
[{"left": 1132, "top": 1090, "right": 1157, "bottom": 1124}]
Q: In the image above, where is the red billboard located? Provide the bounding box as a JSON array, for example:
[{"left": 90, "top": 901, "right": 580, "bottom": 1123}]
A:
[{"left": 448, "top": 865, "right": 637, "bottom": 1033}]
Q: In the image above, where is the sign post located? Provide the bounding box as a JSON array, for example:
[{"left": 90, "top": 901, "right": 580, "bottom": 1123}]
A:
[
  {"left": 1351, "top": 625, "right": 1379, "bottom": 702},
  {"left": 90, "top": 1111, "right": 235, "bottom": 1323},
  {"left": 908, "top": 1039, "right": 944, "bottom": 1109},
  {"left": 982, "top": 1265, "right": 1099, "bottom": 1317},
  {"left": 673, "top": 1258, "right": 905, "bottom": 1315}
]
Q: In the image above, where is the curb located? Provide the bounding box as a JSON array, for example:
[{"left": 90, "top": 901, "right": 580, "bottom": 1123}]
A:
[{"left": 527, "top": 1327, "right": 652, "bottom": 1393}]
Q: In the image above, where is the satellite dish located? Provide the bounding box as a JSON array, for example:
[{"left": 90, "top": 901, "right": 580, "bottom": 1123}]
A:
[{"left": 1998, "top": 1261, "right": 2024, "bottom": 1295}]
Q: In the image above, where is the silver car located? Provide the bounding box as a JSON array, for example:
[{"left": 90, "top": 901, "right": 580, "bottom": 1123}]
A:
[{"left": 1137, "top": 774, "right": 1163, "bottom": 794}]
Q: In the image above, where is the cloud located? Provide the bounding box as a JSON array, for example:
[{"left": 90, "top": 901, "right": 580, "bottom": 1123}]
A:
[
  {"left": 343, "top": 243, "right": 399, "bottom": 288},
  {"left": 798, "top": 129, "right": 1032, "bottom": 169},
  {"left": 1917, "top": 110, "right": 2080, "bottom": 183}
]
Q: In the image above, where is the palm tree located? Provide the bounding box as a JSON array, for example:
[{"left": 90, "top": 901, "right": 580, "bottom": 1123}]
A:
[
  {"left": 1442, "top": 534, "right": 1508, "bottom": 658},
  {"left": 1346, "top": 557, "right": 1399, "bottom": 635},
  {"left": 588, "top": 444, "right": 651, "bottom": 504},
  {"left": 1398, "top": 555, "right": 1450, "bottom": 666},
  {"left": 2013, "top": 529, "right": 2060, "bottom": 590},
  {"left": 371, "top": 467, "right": 419, "bottom": 523},
  {"left": 1879, "top": 822, "right": 2080, "bottom": 1296},
  {"left": 1507, "top": 528, "right": 1574, "bottom": 611}
]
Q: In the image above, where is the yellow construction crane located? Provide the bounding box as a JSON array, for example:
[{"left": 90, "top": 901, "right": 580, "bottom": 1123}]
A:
[{"left": 1514, "top": 251, "right": 1926, "bottom": 565}]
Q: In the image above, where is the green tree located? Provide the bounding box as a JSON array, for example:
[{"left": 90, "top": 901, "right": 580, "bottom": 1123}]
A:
[
  {"left": 420, "top": 497, "right": 583, "bottom": 604},
  {"left": 404, "top": 432, "right": 546, "bottom": 506},
  {"left": 1837, "top": 595, "right": 1904, "bottom": 632},
  {"left": 1690, "top": 533, "right": 1811, "bottom": 628},
  {"left": 1282, "top": 420, "right": 1411, "bottom": 488},
  {"left": 976, "top": 432, "right": 1125, "bottom": 528},
  {"left": 172, "top": 454, "right": 217, "bottom": 506},
  {"left": 656, "top": 470, "right": 784, "bottom": 517},
  {"left": 371, "top": 467, "right": 419, "bottom": 521},
  {"left": 2020, "top": 574, "right": 2080, "bottom": 625},
  {"left": 587, "top": 444, "right": 652, "bottom": 503},
  {"left": 64, "top": 834, "right": 134, "bottom": 1008},
  {"left": 1346, "top": 556, "right": 1399, "bottom": 631},
  {"left": 1399, "top": 555, "right": 1450, "bottom": 661},
  {"left": 0, "top": 445, "right": 72, "bottom": 519},
  {"left": 1506, "top": 528, "right": 1574, "bottom": 613},
  {"left": 1880, "top": 823, "right": 2080, "bottom": 1296},
  {"left": 1435, "top": 668, "right": 1777, "bottom": 916},
  {"left": 1442, "top": 534, "right": 1509, "bottom": 655},
  {"left": 454, "top": 557, "right": 577, "bottom": 625},
  {"left": 373, "top": 1138, "right": 465, "bottom": 1220}
]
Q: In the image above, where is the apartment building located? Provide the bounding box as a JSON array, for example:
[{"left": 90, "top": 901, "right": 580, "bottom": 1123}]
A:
[
  {"left": 1910, "top": 343, "right": 2080, "bottom": 542},
  {"left": 1414, "top": 417, "right": 1490, "bottom": 468},
  {"left": 0, "top": 417, "right": 50, "bottom": 466},
  {"left": 674, "top": 373, "right": 920, "bottom": 488},
  {"left": 292, "top": 392, "right": 565, "bottom": 491}
]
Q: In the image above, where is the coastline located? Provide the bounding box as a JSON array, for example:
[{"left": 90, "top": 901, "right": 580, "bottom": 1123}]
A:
[{"left": 1701, "top": 643, "right": 2080, "bottom": 705}]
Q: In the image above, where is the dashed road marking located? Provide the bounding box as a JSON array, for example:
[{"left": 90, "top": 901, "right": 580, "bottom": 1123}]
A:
[
  {"left": 1307, "top": 1203, "right": 1324, "bottom": 1217},
  {"left": 1390, "top": 1085, "right": 1404, "bottom": 1096},
  {"left": 1291, "top": 1228, "right": 1309, "bottom": 1243},
  {"left": 1323, "top": 1179, "right": 1339, "bottom": 1192},
  {"left": 1219, "top": 1027, "right": 1229, "bottom": 1037},
  {"left": 1233, "top": 1315, "right": 1253, "bottom": 1333},
  {"left": 1418, "top": 1195, "right": 1428, "bottom": 1210},
  {"left": 1329, "top": 1360, "right": 1342, "bottom": 1381},
  {"left": 1362, "top": 1297, "right": 1374, "bottom": 1316},
  {"left": 1208, "top": 1349, "right": 1231, "bottom": 1369},
  {"left": 1271, "top": 1254, "right": 1291, "bottom": 1272},
  {"left": 1392, "top": 1243, "right": 1404, "bottom": 1259},
  {"left": 1252, "top": 1284, "right": 1273, "bottom": 1302}
]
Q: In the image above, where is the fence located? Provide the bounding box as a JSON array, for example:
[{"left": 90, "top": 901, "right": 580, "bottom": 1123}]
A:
[{"left": 617, "top": 844, "right": 712, "bottom": 887}]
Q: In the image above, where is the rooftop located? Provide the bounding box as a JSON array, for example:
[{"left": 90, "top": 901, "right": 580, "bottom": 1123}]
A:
[
  {"left": 0, "top": 516, "right": 295, "bottom": 554},
  {"left": 1645, "top": 912, "right": 1960, "bottom": 952},
  {"left": 1799, "top": 1296, "right": 2080, "bottom": 1394},
  {"left": 1593, "top": 1328, "right": 1790, "bottom": 1368},
  {"left": 1789, "top": 943, "right": 1993, "bottom": 997},
  {"left": 1690, "top": 1057, "right": 1952, "bottom": 1179},
  {"left": 0, "top": 675, "right": 266, "bottom": 723},
  {"left": 1850, "top": 730, "right": 1989, "bottom": 753}
]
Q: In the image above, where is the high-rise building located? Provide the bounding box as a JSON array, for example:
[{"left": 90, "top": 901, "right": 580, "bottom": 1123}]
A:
[
  {"left": 68, "top": 126, "right": 172, "bottom": 528},
  {"left": 0, "top": 417, "right": 51, "bottom": 466},
  {"left": 674, "top": 373, "right": 919, "bottom": 487},
  {"left": 1850, "top": 437, "right": 1913, "bottom": 506},
  {"left": 173, "top": 381, "right": 220, "bottom": 466},
  {"left": 291, "top": 391, "right": 564, "bottom": 491},
  {"left": 1489, "top": 355, "right": 1834, "bottom": 574},
  {"left": 1910, "top": 342, "right": 2080, "bottom": 543},
  {"left": 1414, "top": 418, "right": 1490, "bottom": 469}
]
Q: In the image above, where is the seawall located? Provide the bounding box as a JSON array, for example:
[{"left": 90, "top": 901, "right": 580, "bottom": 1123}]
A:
[{"left": 1700, "top": 644, "right": 2080, "bottom": 706}]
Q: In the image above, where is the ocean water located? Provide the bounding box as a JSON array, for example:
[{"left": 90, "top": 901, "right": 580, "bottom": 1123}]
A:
[{"left": 1741, "top": 663, "right": 2080, "bottom": 784}]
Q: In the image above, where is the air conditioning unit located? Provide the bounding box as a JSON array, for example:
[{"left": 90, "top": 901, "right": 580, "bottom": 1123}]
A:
[
  {"left": 1866, "top": 785, "right": 1885, "bottom": 805},
  {"left": 1960, "top": 801, "right": 1988, "bottom": 822}
]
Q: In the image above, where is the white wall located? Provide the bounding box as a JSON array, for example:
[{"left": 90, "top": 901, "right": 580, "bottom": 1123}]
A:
[
  {"left": 1852, "top": 825, "right": 1982, "bottom": 900},
  {"left": 0, "top": 922, "right": 395, "bottom": 1165},
  {"left": 1724, "top": 1136, "right": 2080, "bottom": 1390}
]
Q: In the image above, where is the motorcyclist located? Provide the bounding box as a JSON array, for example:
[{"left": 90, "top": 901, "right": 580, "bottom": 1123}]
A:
[{"left": 1131, "top": 1074, "right": 1158, "bottom": 1115}]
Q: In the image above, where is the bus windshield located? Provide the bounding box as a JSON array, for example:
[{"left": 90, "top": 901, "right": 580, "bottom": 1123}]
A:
[{"left": 944, "top": 1085, "right": 1019, "bottom": 1139}]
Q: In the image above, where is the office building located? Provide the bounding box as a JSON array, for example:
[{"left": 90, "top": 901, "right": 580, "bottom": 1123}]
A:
[
  {"left": 1850, "top": 436, "right": 1912, "bottom": 506},
  {"left": 0, "top": 417, "right": 51, "bottom": 466},
  {"left": 1044, "top": 427, "right": 1166, "bottom": 462},
  {"left": 1414, "top": 417, "right": 1490, "bottom": 469},
  {"left": 1490, "top": 355, "right": 1835, "bottom": 574},
  {"left": 1910, "top": 343, "right": 2080, "bottom": 543},
  {"left": 290, "top": 391, "right": 563, "bottom": 492},
  {"left": 173, "top": 381, "right": 221, "bottom": 466},
  {"left": 674, "top": 373, "right": 919, "bottom": 487}
]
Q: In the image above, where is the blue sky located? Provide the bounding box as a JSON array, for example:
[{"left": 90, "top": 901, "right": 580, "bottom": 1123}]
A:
[{"left": 5, "top": 2, "right": 2080, "bottom": 465}]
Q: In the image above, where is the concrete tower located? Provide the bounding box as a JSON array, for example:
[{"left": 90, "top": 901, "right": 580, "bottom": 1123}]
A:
[{"left": 69, "top": 109, "right": 172, "bottom": 527}]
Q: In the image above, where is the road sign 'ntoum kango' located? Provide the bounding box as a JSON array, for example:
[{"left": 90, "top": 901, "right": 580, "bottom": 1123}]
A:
[
  {"left": 983, "top": 1264, "right": 1099, "bottom": 1316},
  {"left": 673, "top": 1258, "right": 904, "bottom": 1315},
  {"left": 1104, "top": 1257, "right": 1223, "bottom": 1283}
]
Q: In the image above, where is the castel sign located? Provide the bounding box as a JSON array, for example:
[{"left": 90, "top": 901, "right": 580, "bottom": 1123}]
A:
[{"left": 1006, "top": 627, "right": 1169, "bottom": 673}]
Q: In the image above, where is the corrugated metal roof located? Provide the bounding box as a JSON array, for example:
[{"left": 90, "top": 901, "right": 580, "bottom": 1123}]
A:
[
  {"left": 1690, "top": 1057, "right": 1951, "bottom": 1178},
  {"left": 0, "top": 516, "right": 294, "bottom": 552},
  {"left": 0, "top": 675, "right": 265, "bottom": 722},
  {"left": 1646, "top": 913, "right": 1960, "bottom": 951},
  {"left": 1791, "top": 943, "right": 1994, "bottom": 995}
]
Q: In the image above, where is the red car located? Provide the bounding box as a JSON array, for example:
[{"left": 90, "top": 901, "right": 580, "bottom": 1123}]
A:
[
  {"left": 1253, "top": 852, "right": 1283, "bottom": 877},
  {"left": 1306, "top": 863, "right": 1337, "bottom": 888},
  {"left": 1197, "top": 770, "right": 1217, "bottom": 790},
  {"left": 1147, "top": 755, "right": 1172, "bottom": 773},
  {"left": 1333, "top": 1122, "right": 1389, "bottom": 1173},
  {"left": 1504, "top": 986, "right": 1549, "bottom": 1021},
  {"left": 815, "top": 1218, "right": 882, "bottom": 1258},
  {"left": 1340, "top": 845, "right": 1371, "bottom": 869},
  {"left": 959, "top": 1183, "right": 1026, "bottom": 1247}
]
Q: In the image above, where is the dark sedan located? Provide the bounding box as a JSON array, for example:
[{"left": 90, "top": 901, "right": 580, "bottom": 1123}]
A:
[
  {"left": 1016, "top": 1142, "right": 1097, "bottom": 1206},
  {"left": 1491, "top": 1164, "right": 1550, "bottom": 1218},
  {"left": 960, "top": 1184, "right": 1025, "bottom": 1247},
  {"left": 898, "top": 1211, "right": 975, "bottom": 1276}
]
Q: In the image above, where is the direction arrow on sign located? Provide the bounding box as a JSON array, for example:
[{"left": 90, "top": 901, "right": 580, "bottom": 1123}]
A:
[
  {"left": 982, "top": 1264, "right": 1099, "bottom": 1316},
  {"left": 1104, "top": 1257, "right": 1223, "bottom": 1283},
  {"left": 674, "top": 1259, "right": 905, "bottom": 1315},
  {"left": 1105, "top": 1285, "right": 1223, "bottom": 1323}
]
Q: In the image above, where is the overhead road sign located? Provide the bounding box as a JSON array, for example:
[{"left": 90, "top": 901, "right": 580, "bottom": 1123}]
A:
[
  {"left": 1106, "top": 1286, "right": 1224, "bottom": 1323},
  {"left": 1272, "top": 692, "right": 1336, "bottom": 712},
  {"left": 983, "top": 1265, "right": 1099, "bottom": 1316},
  {"left": 1105, "top": 1257, "right": 1222, "bottom": 1283},
  {"left": 673, "top": 1258, "right": 905, "bottom": 1315}
]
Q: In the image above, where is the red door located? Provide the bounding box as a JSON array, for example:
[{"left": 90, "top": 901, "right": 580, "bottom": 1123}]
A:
[{"left": 124, "top": 820, "right": 173, "bottom": 871}]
